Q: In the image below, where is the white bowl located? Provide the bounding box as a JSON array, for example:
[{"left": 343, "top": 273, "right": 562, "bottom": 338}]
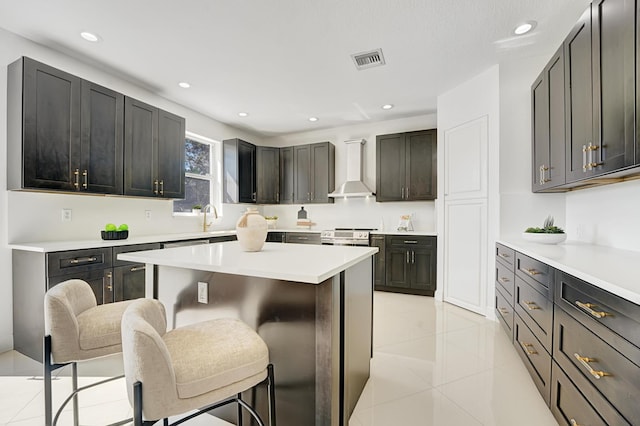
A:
[{"left": 522, "top": 232, "right": 567, "bottom": 244}]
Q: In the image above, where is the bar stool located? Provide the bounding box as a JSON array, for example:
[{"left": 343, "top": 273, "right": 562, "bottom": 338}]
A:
[
  {"left": 120, "top": 298, "right": 276, "bottom": 426},
  {"left": 44, "top": 279, "right": 136, "bottom": 426}
]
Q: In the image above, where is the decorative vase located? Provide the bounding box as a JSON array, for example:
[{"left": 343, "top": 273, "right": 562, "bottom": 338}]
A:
[{"left": 236, "top": 208, "right": 268, "bottom": 252}]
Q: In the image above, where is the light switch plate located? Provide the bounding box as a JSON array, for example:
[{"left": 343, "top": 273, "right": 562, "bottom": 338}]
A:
[{"left": 197, "top": 282, "right": 208, "bottom": 304}]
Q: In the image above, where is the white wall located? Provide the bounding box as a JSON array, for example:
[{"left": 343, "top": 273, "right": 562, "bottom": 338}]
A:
[
  {"left": 0, "top": 28, "right": 264, "bottom": 352},
  {"left": 498, "top": 56, "right": 566, "bottom": 239},
  {"left": 262, "top": 114, "right": 438, "bottom": 232},
  {"left": 566, "top": 179, "right": 640, "bottom": 252}
]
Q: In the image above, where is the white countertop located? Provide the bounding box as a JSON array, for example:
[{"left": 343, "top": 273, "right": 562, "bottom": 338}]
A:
[
  {"left": 8, "top": 230, "right": 237, "bottom": 253},
  {"left": 499, "top": 238, "right": 640, "bottom": 305},
  {"left": 119, "top": 241, "right": 377, "bottom": 284},
  {"left": 371, "top": 230, "right": 437, "bottom": 236}
]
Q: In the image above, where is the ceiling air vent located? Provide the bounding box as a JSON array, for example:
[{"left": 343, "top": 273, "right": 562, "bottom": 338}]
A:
[{"left": 351, "top": 48, "right": 386, "bottom": 70}]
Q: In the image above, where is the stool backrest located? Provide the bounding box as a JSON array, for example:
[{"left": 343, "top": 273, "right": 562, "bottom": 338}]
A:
[
  {"left": 121, "top": 298, "right": 177, "bottom": 416},
  {"left": 44, "top": 279, "right": 98, "bottom": 362}
]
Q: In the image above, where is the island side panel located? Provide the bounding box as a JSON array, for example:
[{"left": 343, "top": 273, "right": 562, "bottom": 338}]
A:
[{"left": 154, "top": 265, "right": 322, "bottom": 426}]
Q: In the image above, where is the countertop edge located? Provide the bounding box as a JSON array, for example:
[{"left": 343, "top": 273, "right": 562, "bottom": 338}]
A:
[{"left": 498, "top": 238, "right": 640, "bottom": 305}]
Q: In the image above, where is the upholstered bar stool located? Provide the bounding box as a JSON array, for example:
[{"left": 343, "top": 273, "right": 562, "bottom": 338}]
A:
[
  {"left": 121, "top": 298, "right": 276, "bottom": 426},
  {"left": 44, "top": 279, "right": 136, "bottom": 426}
]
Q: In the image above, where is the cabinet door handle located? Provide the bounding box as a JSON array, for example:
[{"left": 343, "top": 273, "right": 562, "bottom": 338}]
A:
[
  {"left": 104, "top": 271, "right": 113, "bottom": 291},
  {"left": 69, "top": 256, "right": 98, "bottom": 265},
  {"left": 570, "top": 420, "right": 581, "bottom": 426},
  {"left": 573, "top": 353, "right": 610, "bottom": 379},
  {"left": 401, "top": 187, "right": 404, "bottom": 199},
  {"left": 252, "top": 192, "right": 256, "bottom": 201},
  {"left": 523, "top": 268, "right": 540, "bottom": 276},
  {"left": 405, "top": 186, "right": 409, "bottom": 199},
  {"left": 82, "top": 170, "right": 88, "bottom": 189},
  {"left": 73, "top": 169, "right": 80, "bottom": 189},
  {"left": 575, "top": 301, "right": 611, "bottom": 319},
  {"left": 130, "top": 266, "right": 146, "bottom": 272},
  {"left": 539, "top": 165, "right": 549, "bottom": 184},
  {"left": 411, "top": 251, "right": 415, "bottom": 263},
  {"left": 159, "top": 180, "right": 164, "bottom": 196},
  {"left": 519, "top": 341, "right": 537, "bottom": 355},
  {"left": 276, "top": 192, "right": 280, "bottom": 203},
  {"left": 154, "top": 180, "right": 159, "bottom": 195},
  {"left": 582, "top": 145, "right": 588, "bottom": 172},
  {"left": 406, "top": 251, "right": 410, "bottom": 264},
  {"left": 523, "top": 301, "right": 540, "bottom": 310}
]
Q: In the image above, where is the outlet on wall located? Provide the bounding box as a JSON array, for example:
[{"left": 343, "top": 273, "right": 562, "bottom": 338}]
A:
[
  {"left": 61, "top": 208, "right": 72, "bottom": 222},
  {"left": 145, "top": 210, "right": 151, "bottom": 220},
  {"left": 197, "top": 282, "right": 208, "bottom": 304}
]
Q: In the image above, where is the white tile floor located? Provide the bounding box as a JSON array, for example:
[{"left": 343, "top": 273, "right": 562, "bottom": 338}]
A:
[{"left": 0, "top": 292, "right": 558, "bottom": 425}]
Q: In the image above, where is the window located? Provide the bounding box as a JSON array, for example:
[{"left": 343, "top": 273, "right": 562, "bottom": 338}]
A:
[{"left": 173, "top": 132, "right": 222, "bottom": 214}]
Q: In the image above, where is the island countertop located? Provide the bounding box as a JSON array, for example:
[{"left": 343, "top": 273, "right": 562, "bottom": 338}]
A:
[{"left": 118, "top": 241, "right": 377, "bottom": 284}]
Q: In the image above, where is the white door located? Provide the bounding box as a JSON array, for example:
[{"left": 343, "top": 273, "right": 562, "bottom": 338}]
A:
[{"left": 443, "top": 117, "right": 488, "bottom": 315}]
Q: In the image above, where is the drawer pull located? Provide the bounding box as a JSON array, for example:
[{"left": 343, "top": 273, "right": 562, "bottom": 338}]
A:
[
  {"left": 519, "top": 341, "right": 538, "bottom": 355},
  {"left": 498, "top": 308, "right": 510, "bottom": 315},
  {"left": 575, "top": 301, "right": 611, "bottom": 319},
  {"left": 404, "top": 240, "right": 418, "bottom": 244},
  {"left": 69, "top": 256, "right": 98, "bottom": 264},
  {"left": 523, "top": 301, "right": 540, "bottom": 310},
  {"left": 574, "top": 353, "right": 610, "bottom": 380},
  {"left": 130, "top": 266, "right": 146, "bottom": 272},
  {"left": 570, "top": 420, "right": 581, "bottom": 426},
  {"left": 498, "top": 252, "right": 510, "bottom": 259},
  {"left": 523, "top": 268, "right": 540, "bottom": 276},
  {"left": 499, "top": 277, "right": 510, "bottom": 283}
]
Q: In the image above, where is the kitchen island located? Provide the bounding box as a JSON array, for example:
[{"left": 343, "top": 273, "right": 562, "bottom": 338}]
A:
[{"left": 118, "top": 241, "right": 377, "bottom": 426}]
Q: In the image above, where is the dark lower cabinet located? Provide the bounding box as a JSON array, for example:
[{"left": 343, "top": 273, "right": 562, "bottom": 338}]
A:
[
  {"left": 285, "top": 232, "right": 321, "bottom": 244},
  {"left": 266, "top": 232, "right": 286, "bottom": 243},
  {"left": 496, "top": 243, "right": 640, "bottom": 425},
  {"left": 377, "top": 235, "right": 436, "bottom": 296},
  {"left": 113, "top": 264, "right": 146, "bottom": 302},
  {"left": 371, "top": 235, "right": 385, "bottom": 288}
]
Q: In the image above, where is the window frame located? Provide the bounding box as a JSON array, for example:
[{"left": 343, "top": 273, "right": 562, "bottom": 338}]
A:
[{"left": 173, "top": 131, "right": 222, "bottom": 216}]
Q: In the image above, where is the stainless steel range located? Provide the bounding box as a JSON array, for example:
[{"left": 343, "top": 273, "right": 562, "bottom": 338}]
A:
[{"left": 320, "top": 228, "right": 374, "bottom": 246}]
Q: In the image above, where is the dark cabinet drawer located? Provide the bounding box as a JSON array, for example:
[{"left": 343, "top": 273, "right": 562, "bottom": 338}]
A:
[
  {"left": 388, "top": 235, "right": 434, "bottom": 248},
  {"left": 495, "top": 285, "right": 513, "bottom": 338},
  {"left": 286, "top": 232, "right": 320, "bottom": 245},
  {"left": 47, "top": 248, "right": 112, "bottom": 277},
  {"left": 495, "top": 243, "right": 515, "bottom": 270},
  {"left": 550, "top": 361, "right": 627, "bottom": 426},
  {"left": 516, "top": 252, "right": 552, "bottom": 298},
  {"left": 515, "top": 276, "right": 553, "bottom": 353},
  {"left": 514, "top": 314, "right": 551, "bottom": 405},
  {"left": 555, "top": 270, "right": 640, "bottom": 352},
  {"left": 48, "top": 268, "right": 112, "bottom": 305},
  {"left": 495, "top": 260, "right": 515, "bottom": 300},
  {"left": 554, "top": 307, "right": 640, "bottom": 424}
]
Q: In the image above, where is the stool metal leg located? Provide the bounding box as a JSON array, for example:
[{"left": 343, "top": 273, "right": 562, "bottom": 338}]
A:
[
  {"left": 237, "top": 392, "right": 243, "bottom": 426},
  {"left": 267, "top": 364, "right": 276, "bottom": 426},
  {"left": 44, "top": 335, "right": 53, "bottom": 426},
  {"left": 72, "top": 362, "right": 79, "bottom": 426}
]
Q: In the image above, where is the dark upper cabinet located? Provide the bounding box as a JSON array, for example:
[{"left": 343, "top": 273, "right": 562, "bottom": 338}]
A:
[
  {"left": 564, "top": 1, "right": 635, "bottom": 184},
  {"left": 256, "top": 146, "right": 280, "bottom": 204},
  {"left": 124, "top": 98, "right": 185, "bottom": 198},
  {"left": 80, "top": 80, "right": 124, "bottom": 194},
  {"left": 223, "top": 138, "right": 256, "bottom": 203},
  {"left": 294, "top": 142, "right": 335, "bottom": 204},
  {"left": 532, "top": 47, "right": 566, "bottom": 192},
  {"left": 376, "top": 130, "right": 437, "bottom": 202},
  {"left": 8, "top": 57, "right": 81, "bottom": 191},
  {"left": 279, "top": 147, "right": 294, "bottom": 204}
]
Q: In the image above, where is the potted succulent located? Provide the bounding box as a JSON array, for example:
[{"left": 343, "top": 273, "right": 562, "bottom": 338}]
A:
[
  {"left": 523, "top": 215, "right": 566, "bottom": 244},
  {"left": 191, "top": 204, "right": 202, "bottom": 214}
]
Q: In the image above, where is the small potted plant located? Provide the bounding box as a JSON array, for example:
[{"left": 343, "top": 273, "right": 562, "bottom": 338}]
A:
[
  {"left": 523, "top": 215, "right": 566, "bottom": 244},
  {"left": 191, "top": 204, "right": 202, "bottom": 214}
]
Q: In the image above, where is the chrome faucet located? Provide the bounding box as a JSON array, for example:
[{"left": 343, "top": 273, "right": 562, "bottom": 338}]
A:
[{"left": 202, "top": 204, "right": 218, "bottom": 232}]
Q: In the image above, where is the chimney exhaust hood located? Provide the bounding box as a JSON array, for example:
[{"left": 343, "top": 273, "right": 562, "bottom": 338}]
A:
[{"left": 328, "top": 139, "right": 375, "bottom": 198}]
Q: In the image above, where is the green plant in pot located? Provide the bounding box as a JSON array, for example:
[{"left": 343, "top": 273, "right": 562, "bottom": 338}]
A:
[{"left": 523, "top": 216, "right": 566, "bottom": 244}]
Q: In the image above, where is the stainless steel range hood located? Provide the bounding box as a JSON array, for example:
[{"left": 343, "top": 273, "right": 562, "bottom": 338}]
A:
[{"left": 328, "top": 139, "right": 375, "bottom": 198}]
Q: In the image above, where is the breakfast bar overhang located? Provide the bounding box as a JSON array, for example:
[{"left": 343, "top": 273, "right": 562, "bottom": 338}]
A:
[{"left": 118, "top": 241, "right": 377, "bottom": 426}]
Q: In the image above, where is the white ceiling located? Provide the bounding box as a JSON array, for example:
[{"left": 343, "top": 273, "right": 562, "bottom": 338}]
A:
[{"left": 0, "top": 0, "right": 589, "bottom": 136}]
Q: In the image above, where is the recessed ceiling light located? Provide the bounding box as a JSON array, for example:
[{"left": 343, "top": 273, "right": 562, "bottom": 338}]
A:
[
  {"left": 238, "top": 112, "right": 248, "bottom": 117},
  {"left": 178, "top": 82, "right": 191, "bottom": 89},
  {"left": 514, "top": 21, "right": 536, "bottom": 36},
  {"left": 308, "top": 117, "right": 319, "bottom": 122},
  {"left": 80, "top": 31, "right": 100, "bottom": 42},
  {"left": 381, "top": 104, "right": 394, "bottom": 110}
]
